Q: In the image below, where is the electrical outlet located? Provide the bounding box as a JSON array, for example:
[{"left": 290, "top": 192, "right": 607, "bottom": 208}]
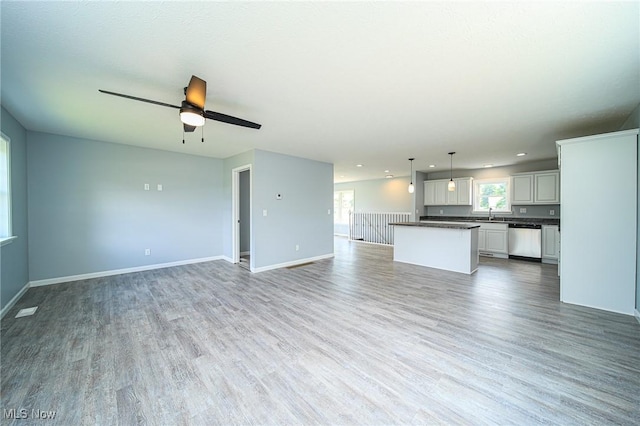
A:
[
  {"left": 520, "top": 208, "right": 527, "bottom": 213},
  {"left": 144, "top": 183, "right": 150, "bottom": 191},
  {"left": 295, "top": 244, "right": 299, "bottom": 251},
  {"left": 157, "top": 184, "right": 163, "bottom": 191},
  {"left": 328, "top": 209, "right": 331, "bottom": 215},
  {"left": 263, "top": 209, "right": 268, "bottom": 217},
  {"left": 440, "top": 209, "right": 444, "bottom": 214},
  {"left": 549, "top": 209, "right": 555, "bottom": 216},
  {"left": 145, "top": 249, "right": 150, "bottom": 256}
]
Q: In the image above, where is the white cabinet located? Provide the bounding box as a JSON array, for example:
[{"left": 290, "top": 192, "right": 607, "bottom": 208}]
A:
[
  {"left": 486, "top": 230, "right": 508, "bottom": 253},
  {"left": 512, "top": 171, "right": 559, "bottom": 205},
  {"left": 474, "top": 222, "right": 508, "bottom": 258},
  {"left": 512, "top": 175, "right": 534, "bottom": 204},
  {"left": 534, "top": 172, "right": 560, "bottom": 203},
  {"left": 542, "top": 225, "right": 559, "bottom": 262},
  {"left": 424, "top": 178, "right": 473, "bottom": 206},
  {"left": 477, "top": 228, "right": 486, "bottom": 251},
  {"left": 456, "top": 178, "right": 472, "bottom": 205},
  {"left": 424, "top": 181, "right": 436, "bottom": 205},
  {"left": 434, "top": 180, "right": 447, "bottom": 205}
]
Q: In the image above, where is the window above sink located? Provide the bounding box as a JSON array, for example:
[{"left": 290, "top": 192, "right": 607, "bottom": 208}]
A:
[{"left": 473, "top": 178, "right": 511, "bottom": 214}]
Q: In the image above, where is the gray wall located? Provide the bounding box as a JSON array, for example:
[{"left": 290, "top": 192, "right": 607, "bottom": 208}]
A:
[
  {"left": 0, "top": 107, "right": 29, "bottom": 311},
  {"left": 422, "top": 159, "right": 560, "bottom": 219},
  {"left": 413, "top": 171, "right": 428, "bottom": 221},
  {"left": 239, "top": 169, "right": 250, "bottom": 253},
  {"left": 334, "top": 176, "right": 412, "bottom": 213},
  {"left": 334, "top": 176, "right": 413, "bottom": 234},
  {"left": 27, "top": 132, "right": 223, "bottom": 281},
  {"left": 253, "top": 150, "right": 333, "bottom": 269}
]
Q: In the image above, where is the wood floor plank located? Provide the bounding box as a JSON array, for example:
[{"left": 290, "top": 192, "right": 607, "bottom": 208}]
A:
[{"left": 2, "top": 236, "right": 639, "bottom": 424}]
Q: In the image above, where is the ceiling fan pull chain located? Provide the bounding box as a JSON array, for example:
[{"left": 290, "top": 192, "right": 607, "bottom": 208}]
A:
[
  {"left": 201, "top": 126, "right": 204, "bottom": 143},
  {"left": 182, "top": 129, "right": 185, "bottom": 144}
]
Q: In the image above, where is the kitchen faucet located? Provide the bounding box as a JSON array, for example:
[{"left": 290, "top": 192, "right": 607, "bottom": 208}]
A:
[{"left": 488, "top": 207, "right": 493, "bottom": 221}]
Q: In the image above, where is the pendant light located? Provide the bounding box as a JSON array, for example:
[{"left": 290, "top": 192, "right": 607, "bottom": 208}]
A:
[
  {"left": 408, "top": 158, "right": 415, "bottom": 194},
  {"left": 448, "top": 152, "right": 456, "bottom": 191}
]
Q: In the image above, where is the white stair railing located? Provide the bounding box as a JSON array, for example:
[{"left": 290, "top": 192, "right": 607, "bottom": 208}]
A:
[{"left": 349, "top": 212, "right": 410, "bottom": 245}]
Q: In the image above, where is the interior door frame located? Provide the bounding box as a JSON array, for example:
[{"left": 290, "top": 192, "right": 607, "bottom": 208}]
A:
[{"left": 231, "top": 164, "right": 252, "bottom": 268}]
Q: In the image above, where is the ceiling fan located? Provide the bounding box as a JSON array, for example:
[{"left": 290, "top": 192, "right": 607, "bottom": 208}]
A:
[{"left": 99, "top": 75, "right": 261, "bottom": 137}]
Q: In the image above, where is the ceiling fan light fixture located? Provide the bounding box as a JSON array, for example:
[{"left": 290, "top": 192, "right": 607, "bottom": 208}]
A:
[
  {"left": 180, "top": 109, "right": 205, "bottom": 127},
  {"left": 180, "top": 101, "right": 205, "bottom": 126}
]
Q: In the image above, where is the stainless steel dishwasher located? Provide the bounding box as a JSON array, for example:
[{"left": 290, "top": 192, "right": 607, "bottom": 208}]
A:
[{"left": 508, "top": 223, "right": 542, "bottom": 261}]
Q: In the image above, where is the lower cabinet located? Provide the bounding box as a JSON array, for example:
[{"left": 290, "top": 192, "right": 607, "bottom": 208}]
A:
[
  {"left": 472, "top": 223, "right": 508, "bottom": 258},
  {"left": 542, "top": 225, "right": 559, "bottom": 263}
]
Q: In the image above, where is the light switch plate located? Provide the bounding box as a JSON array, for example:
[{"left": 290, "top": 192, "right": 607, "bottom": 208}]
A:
[
  {"left": 520, "top": 208, "right": 527, "bottom": 213},
  {"left": 263, "top": 209, "right": 268, "bottom": 217},
  {"left": 157, "top": 184, "right": 163, "bottom": 191},
  {"left": 144, "top": 183, "right": 150, "bottom": 191}
]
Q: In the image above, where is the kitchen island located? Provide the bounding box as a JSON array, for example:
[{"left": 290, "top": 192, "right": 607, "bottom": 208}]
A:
[{"left": 390, "top": 222, "right": 480, "bottom": 274}]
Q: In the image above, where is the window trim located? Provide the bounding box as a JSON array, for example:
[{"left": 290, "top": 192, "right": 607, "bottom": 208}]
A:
[
  {"left": 472, "top": 177, "right": 512, "bottom": 214},
  {"left": 0, "top": 131, "right": 13, "bottom": 245}
]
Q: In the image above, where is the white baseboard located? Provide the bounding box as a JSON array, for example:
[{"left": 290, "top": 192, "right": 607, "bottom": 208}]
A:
[
  {"left": 221, "top": 256, "right": 234, "bottom": 263},
  {"left": 240, "top": 251, "right": 250, "bottom": 256},
  {"left": 1, "top": 281, "right": 30, "bottom": 319},
  {"left": 635, "top": 309, "right": 640, "bottom": 325},
  {"left": 561, "top": 299, "right": 635, "bottom": 317},
  {"left": 29, "top": 256, "right": 223, "bottom": 287},
  {"left": 252, "top": 253, "right": 334, "bottom": 273}
]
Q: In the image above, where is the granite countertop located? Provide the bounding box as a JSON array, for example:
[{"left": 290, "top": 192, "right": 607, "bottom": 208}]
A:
[
  {"left": 419, "top": 215, "right": 560, "bottom": 227},
  {"left": 390, "top": 222, "right": 481, "bottom": 230}
]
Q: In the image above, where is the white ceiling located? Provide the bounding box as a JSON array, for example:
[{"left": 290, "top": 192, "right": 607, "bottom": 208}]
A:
[{"left": 1, "top": 1, "right": 638, "bottom": 182}]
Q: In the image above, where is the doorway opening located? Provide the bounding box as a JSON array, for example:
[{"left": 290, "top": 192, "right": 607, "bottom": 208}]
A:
[{"left": 232, "top": 164, "right": 252, "bottom": 270}]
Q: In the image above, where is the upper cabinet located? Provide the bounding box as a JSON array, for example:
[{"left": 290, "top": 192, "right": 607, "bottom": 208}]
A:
[
  {"left": 512, "top": 174, "right": 534, "bottom": 204},
  {"left": 512, "top": 170, "right": 559, "bottom": 205},
  {"left": 424, "top": 178, "right": 473, "bottom": 206},
  {"left": 534, "top": 172, "right": 560, "bottom": 203}
]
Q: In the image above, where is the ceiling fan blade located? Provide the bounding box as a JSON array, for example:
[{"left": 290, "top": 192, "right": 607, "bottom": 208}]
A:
[
  {"left": 183, "top": 123, "right": 196, "bottom": 133},
  {"left": 185, "top": 76, "right": 206, "bottom": 110},
  {"left": 204, "top": 110, "right": 262, "bottom": 129},
  {"left": 98, "top": 89, "right": 180, "bottom": 109}
]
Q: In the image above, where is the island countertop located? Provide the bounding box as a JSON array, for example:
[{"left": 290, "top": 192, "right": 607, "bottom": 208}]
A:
[{"left": 390, "top": 222, "right": 480, "bottom": 230}]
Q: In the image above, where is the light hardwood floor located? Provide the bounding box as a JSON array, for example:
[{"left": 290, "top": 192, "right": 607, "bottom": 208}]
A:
[{"left": 2, "top": 237, "right": 639, "bottom": 425}]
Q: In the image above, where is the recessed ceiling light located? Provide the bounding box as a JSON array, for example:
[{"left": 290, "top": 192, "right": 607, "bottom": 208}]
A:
[
  {"left": 384, "top": 169, "right": 390, "bottom": 173},
  {"left": 356, "top": 164, "right": 363, "bottom": 167},
  {"left": 340, "top": 175, "right": 345, "bottom": 178},
  {"left": 385, "top": 174, "right": 394, "bottom": 179},
  {"left": 483, "top": 164, "right": 493, "bottom": 168},
  {"left": 516, "top": 152, "right": 527, "bottom": 157},
  {"left": 429, "top": 164, "right": 436, "bottom": 168}
]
